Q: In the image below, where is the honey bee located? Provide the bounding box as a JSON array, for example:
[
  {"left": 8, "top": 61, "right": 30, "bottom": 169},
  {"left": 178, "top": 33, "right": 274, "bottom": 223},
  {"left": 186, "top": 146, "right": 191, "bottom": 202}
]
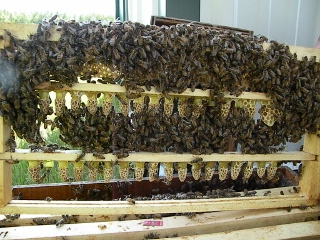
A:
[
  {"left": 243, "top": 189, "right": 257, "bottom": 197},
  {"left": 4, "top": 213, "right": 20, "bottom": 221},
  {"left": 263, "top": 190, "right": 271, "bottom": 196},
  {"left": 72, "top": 184, "right": 84, "bottom": 195},
  {"left": 87, "top": 188, "right": 101, "bottom": 199},
  {"left": 191, "top": 157, "right": 203, "bottom": 164},
  {"left": 75, "top": 152, "right": 86, "bottom": 162},
  {"left": 1, "top": 100, "right": 12, "bottom": 113},
  {"left": 93, "top": 152, "right": 106, "bottom": 159},
  {"left": 116, "top": 214, "right": 128, "bottom": 221},
  {"left": 186, "top": 212, "right": 197, "bottom": 219},
  {"left": 144, "top": 232, "right": 160, "bottom": 239},
  {"left": 293, "top": 186, "right": 300, "bottom": 193},
  {"left": 55, "top": 215, "right": 71, "bottom": 228},
  {"left": 0, "top": 232, "right": 9, "bottom": 238},
  {"left": 286, "top": 205, "right": 292, "bottom": 212},
  {"left": 45, "top": 197, "right": 52, "bottom": 202},
  {"left": 41, "top": 145, "right": 56, "bottom": 153},
  {"left": 126, "top": 197, "right": 136, "bottom": 205},
  {"left": 12, "top": 192, "right": 22, "bottom": 200},
  {"left": 298, "top": 204, "right": 308, "bottom": 210},
  {"left": 83, "top": 161, "right": 96, "bottom": 171},
  {"left": 113, "top": 150, "right": 129, "bottom": 159},
  {"left": 98, "top": 224, "right": 107, "bottom": 230},
  {"left": 162, "top": 179, "right": 171, "bottom": 185}
]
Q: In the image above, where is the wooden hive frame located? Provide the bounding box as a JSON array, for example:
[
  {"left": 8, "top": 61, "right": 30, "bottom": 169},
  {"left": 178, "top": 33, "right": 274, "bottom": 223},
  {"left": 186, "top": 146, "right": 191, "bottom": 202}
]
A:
[
  {"left": 150, "top": 15, "right": 254, "bottom": 36},
  {"left": 0, "top": 22, "right": 320, "bottom": 239}
]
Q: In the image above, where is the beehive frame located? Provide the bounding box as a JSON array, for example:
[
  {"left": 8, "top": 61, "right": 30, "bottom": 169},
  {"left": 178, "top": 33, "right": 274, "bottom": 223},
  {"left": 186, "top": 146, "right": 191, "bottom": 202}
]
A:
[
  {"left": 0, "top": 22, "right": 319, "bottom": 239},
  {"left": 0, "top": 23, "right": 320, "bottom": 214}
]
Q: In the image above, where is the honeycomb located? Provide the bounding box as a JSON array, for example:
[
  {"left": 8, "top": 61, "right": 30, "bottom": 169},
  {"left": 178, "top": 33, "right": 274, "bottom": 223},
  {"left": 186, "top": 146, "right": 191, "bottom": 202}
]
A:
[
  {"left": 80, "top": 62, "right": 119, "bottom": 81},
  {"left": 163, "top": 162, "right": 174, "bottom": 181},
  {"left": 218, "top": 161, "right": 229, "bottom": 181},
  {"left": 148, "top": 162, "right": 159, "bottom": 182},
  {"left": 164, "top": 98, "right": 174, "bottom": 117},
  {"left": 191, "top": 163, "right": 202, "bottom": 180},
  {"left": 87, "top": 93, "right": 98, "bottom": 115},
  {"left": 267, "top": 161, "right": 278, "bottom": 180},
  {"left": 221, "top": 99, "right": 232, "bottom": 118},
  {"left": 149, "top": 95, "right": 161, "bottom": 115},
  {"left": 134, "top": 162, "right": 145, "bottom": 182},
  {"left": 55, "top": 93, "right": 66, "bottom": 117},
  {"left": 193, "top": 105, "right": 201, "bottom": 118},
  {"left": 58, "top": 161, "right": 69, "bottom": 182},
  {"left": 134, "top": 97, "right": 144, "bottom": 114},
  {"left": 103, "top": 162, "right": 113, "bottom": 183},
  {"left": 259, "top": 100, "right": 281, "bottom": 126},
  {"left": 28, "top": 161, "right": 40, "bottom": 183},
  {"left": 257, "top": 162, "right": 266, "bottom": 178},
  {"left": 178, "top": 98, "right": 188, "bottom": 118},
  {"left": 242, "top": 99, "right": 256, "bottom": 118},
  {"left": 102, "top": 93, "right": 112, "bottom": 116},
  {"left": 71, "top": 91, "right": 82, "bottom": 111},
  {"left": 118, "top": 101, "right": 128, "bottom": 115},
  {"left": 73, "top": 162, "right": 83, "bottom": 182},
  {"left": 87, "top": 162, "right": 99, "bottom": 181},
  {"left": 119, "top": 161, "right": 129, "bottom": 180},
  {"left": 204, "top": 162, "right": 215, "bottom": 181},
  {"left": 243, "top": 161, "right": 254, "bottom": 180},
  {"left": 193, "top": 98, "right": 203, "bottom": 118},
  {"left": 230, "top": 162, "right": 243, "bottom": 180},
  {"left": 177, "top": 162, "right": 188, "bottom": 182},
  {"left": 39, "top": 99, "right": 51, "bottom": 113},
  {"left": 164, "top": 103, "right": 174, "bottom": 116}
]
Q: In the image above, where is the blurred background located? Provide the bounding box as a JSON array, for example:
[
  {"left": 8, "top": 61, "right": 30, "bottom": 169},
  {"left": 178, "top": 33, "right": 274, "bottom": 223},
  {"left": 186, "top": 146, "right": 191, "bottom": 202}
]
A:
[{"left": 1, "top": 0, "right": 319, "bottom": 47}]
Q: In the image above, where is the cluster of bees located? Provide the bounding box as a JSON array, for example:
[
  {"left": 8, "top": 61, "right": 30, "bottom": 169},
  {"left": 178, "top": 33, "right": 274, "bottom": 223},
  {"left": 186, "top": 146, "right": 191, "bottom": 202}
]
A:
[
  {"left": 0, "top": 16, "right": 319, "bottom": 157},
  {"left": 51, "top": 92, "right": 290, "bottom": 156},
  {"left": 54, "top": 102, "right": 112, "bottom": 153},
  {"left": 64, "top": 168, "right": 284, "bottom": 201}
]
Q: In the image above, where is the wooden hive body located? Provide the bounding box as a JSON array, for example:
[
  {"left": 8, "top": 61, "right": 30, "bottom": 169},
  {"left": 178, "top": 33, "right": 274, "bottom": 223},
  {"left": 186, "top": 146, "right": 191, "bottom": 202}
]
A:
[{"left": 0, "top": 21, "right": 319, "bottom": 239}]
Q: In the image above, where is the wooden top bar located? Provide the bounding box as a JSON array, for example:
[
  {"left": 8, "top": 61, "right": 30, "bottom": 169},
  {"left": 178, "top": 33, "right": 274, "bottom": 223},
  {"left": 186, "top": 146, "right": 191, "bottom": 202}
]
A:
[
  {"left": 150, "top": 15, "right": 254, "bottom": 36},
  {"left": 0, "top": 151, "right": 315, "bottom": 162},
  {"left": 36, "top": 82, "right": 272, "bottom": 100},
  {"left": 1, "top": 194, "right": 317, "bottom": 215}
]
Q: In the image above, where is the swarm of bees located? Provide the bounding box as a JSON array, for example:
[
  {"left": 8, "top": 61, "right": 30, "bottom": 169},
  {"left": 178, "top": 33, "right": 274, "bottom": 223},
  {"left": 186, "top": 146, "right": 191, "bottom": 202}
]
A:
[{"left": 0, "top": 16, "right": 319, "bottom": 159}]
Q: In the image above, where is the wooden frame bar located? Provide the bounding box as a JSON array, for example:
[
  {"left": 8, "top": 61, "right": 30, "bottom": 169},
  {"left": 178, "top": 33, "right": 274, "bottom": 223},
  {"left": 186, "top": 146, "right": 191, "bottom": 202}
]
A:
[
  {"left": 150, "top": 15, "right": 254, "bottom": 36},
  {"left": 0, "top": 206, "right": 319, "bottom": 239},
  {"left": 164, "top": 221, "right": 320, "bottom": 240},
  {"left": 0, "top": 186, "right": 317, "bottom": 215},
  {"left": 299, "top": 134, "right": 320, "bottom": 200},
  {"left": 0, "top": 117, "right": 11, "bottom": 153},
  {"left": 0, "top": 151, "right": 315, "bottom": 163},
  {"left": 36, "top": 82, "right": 272, "bottom": 100},
  {"left": 0, "top": 117, "right": 12, "bottom": 207},
  {"left": 2, "top": 205, "right": 319, "bottom": 227},
  {"left": 0, "top": 160, "right": 12, "bottom": 207},
  {"left": 2, "top": 196, "right": 316, "bottom": 216}
]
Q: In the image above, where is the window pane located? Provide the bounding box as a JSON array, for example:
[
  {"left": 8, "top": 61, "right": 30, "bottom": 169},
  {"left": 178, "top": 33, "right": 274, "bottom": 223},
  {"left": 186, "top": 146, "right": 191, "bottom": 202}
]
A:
[
  {"left": 128, "top": 0, "right": 160, "bottom": 24},
  {"left": 1, "top": 0, "right": 115, "bottom": 23}
]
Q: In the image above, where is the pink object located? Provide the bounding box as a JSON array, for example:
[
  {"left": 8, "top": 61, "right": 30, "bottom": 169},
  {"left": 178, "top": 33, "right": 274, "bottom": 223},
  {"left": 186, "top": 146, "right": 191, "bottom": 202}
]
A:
[{"left": 143, "top": 220, "right": 163, "bottom": 226}]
